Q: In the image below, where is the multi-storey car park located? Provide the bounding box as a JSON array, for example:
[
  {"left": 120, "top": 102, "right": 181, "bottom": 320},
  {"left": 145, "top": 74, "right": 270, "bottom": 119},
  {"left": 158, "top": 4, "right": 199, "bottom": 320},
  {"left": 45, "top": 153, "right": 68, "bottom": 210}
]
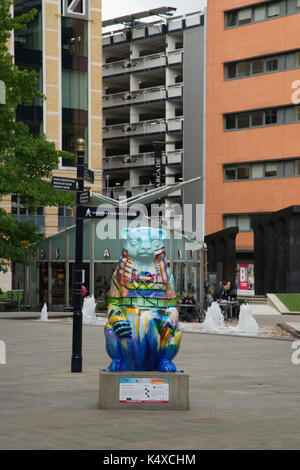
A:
[{"left": 101, "top": 7, "right": 205, "bottom": 214}]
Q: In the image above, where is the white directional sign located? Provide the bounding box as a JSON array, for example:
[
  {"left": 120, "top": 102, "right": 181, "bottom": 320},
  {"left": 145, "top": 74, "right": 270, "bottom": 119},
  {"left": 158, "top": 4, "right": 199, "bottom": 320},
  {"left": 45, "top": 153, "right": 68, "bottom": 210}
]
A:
[
  {"left": 79, "top": 190, "right": 90, "bottom": 204},
  {"left": 51, "top": 176, "right": 79, "bottom": 192}
]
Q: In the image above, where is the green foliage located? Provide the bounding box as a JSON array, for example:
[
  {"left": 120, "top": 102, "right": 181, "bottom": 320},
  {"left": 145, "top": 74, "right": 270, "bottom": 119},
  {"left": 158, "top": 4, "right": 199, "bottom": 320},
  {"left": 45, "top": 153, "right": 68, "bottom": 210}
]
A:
[{"left": 0, "top": 0, "right": 76, "bottom": 271}]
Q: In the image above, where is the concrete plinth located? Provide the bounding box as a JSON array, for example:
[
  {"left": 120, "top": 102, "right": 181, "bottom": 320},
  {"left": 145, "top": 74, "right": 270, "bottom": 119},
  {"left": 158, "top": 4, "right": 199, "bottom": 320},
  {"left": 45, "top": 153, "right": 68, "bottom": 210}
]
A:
[{"left": 99, "top": 369, "right": 189, "bottom": 410}]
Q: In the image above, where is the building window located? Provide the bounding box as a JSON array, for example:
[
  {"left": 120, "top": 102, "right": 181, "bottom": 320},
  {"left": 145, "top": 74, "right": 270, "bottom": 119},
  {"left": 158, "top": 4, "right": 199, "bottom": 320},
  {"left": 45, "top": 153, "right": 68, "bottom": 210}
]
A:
[
  {"left": 294, "top": 105, "right": 300, "bottom": 121},
  {"left": 237, "top": 61, "right": 251, "bottom": 77},
  {"left": 237, "top": 112, "right": 250, "bottom": 129},
  {"left": 267, "top": 2, "right": 281, "bottom": 17},
  {"left": 62, "top": 122, "right": 88, "bottom": 166},
  {"left": 252, "top": 58, "right": 264, "bottom": 74},
  {"left": 62, "top": 17, "right": 88, "bottom": 57},
  {"left": 254, "top": 5, "right": 266, "bottom": 22},
  {"left": 14, "top": 1, "right": 42, "bottom": 51},
  {"left": 238, "top": 215, "right": 251, "bottom": 231},
  {"left": 224, "top": 158, "right": 300, "bottom": 181},
  {"left": 225, "top": 107, "right": 285, "bottom": 130},
  {"left": 238, "top": 8, "right": 252, "bottom": 25},
  {"left": 225, "top": 0, "right": 300, "bottom": 29},
  {"left": 237, "top": 165, "right": 250, "bottom": 179},
  {"left": 226, "top": 11, "right": 238, "bottom": 27},
  {"left": 224, "top": 167, "right": 236, "bottom": 180},
  {"left": 251, "top": 110, "right": 264, "bottom": 126},
  {"left": 251, "top": 164, "right": 264, "bottom": 179},
  {"left": 62, "top": 69, "right": 88, "bottom": 111},
  {"left": 265, "top": 163, "right": 278, "bottom": 177},
  {"left": 224, "top": 215, "right": 237, "bottom": 229},
  {"left": 224, "top": 214, "right": 252, "bottom": 232},
  {"left": 227, "top": 63, "right": 237, "bottom": 79},
  {"left": 225, "top": 51, "right": 290, "bottom": 81},
  {"left": 58, "top": 206, "right": 76, "bottom": 231},
  {"left": 225, "top": 114, "right": 236, "bottom": 130},
  {"left": 11, "top": 194, "right": 45, "bottom": 232},
  {"left": 265, "top": 57, "right": 279, "bottom": 72},
  {"left": 265, "top": 109, "right": 277, "bottom": 125}
]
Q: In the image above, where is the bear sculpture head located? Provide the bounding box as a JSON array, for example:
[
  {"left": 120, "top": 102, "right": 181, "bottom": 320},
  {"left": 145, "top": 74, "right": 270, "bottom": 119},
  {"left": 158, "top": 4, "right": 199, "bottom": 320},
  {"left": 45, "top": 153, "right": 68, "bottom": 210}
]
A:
[{"left": 121, "top": 227, "right": 167, "bottom": 262}]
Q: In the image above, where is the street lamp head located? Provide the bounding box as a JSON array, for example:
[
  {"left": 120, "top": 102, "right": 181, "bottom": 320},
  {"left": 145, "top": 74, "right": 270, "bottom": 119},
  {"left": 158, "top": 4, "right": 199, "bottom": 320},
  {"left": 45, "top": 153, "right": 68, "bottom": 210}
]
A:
[{"left": 76, "top": 138, "right": 85, "bottom": 152}]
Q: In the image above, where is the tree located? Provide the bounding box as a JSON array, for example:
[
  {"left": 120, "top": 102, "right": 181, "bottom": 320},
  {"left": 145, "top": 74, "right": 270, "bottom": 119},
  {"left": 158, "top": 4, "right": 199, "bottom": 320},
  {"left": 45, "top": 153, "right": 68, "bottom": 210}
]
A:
[{"left": 0, "top": 0, "right": 75, "bottom": 272}]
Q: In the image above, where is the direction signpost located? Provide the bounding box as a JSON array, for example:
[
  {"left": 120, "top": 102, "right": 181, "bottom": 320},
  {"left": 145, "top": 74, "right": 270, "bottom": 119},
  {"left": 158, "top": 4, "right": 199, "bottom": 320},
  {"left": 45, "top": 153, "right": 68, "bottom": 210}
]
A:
[{"left": 51, "top": 139, "right": 95, "bottom": 373}]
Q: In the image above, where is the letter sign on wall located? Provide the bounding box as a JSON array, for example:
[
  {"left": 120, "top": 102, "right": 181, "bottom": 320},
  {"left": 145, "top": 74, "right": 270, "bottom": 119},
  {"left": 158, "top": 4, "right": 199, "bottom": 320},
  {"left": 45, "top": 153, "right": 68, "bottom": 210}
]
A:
[
  {"left": 62, "top": 0, "right": 89, "bottom": 20},
  {"left": 239, "top": 264, "right": 249, "bottom": 291}
]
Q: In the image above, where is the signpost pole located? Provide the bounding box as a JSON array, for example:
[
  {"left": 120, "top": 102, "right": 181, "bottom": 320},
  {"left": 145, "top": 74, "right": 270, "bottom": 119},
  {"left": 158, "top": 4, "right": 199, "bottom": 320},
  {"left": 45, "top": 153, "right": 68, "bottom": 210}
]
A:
[{"left": 71, "top": 138, "right": 85, "bottom": 373}]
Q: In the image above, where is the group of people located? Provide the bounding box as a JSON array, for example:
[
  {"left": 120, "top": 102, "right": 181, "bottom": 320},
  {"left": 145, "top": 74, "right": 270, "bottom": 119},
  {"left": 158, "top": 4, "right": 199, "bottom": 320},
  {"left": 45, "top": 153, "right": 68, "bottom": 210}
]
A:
[
  {"left": 204, "top": 280, "right": 240, "bottom": 318},
  {"left": 212, "top": 280, "right": 237, "bottom": 302}
]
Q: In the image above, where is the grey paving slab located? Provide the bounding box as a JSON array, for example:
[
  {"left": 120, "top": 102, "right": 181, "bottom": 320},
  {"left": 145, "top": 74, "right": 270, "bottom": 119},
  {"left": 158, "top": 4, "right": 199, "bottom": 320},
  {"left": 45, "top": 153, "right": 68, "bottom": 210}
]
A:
[{"left": 0, "top": 319, "right": 299, "bottom": 450}]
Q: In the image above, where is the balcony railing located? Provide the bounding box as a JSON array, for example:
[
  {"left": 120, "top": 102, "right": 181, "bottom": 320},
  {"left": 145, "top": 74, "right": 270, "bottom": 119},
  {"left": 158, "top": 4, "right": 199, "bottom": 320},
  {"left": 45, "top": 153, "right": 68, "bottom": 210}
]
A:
[
  {"left": 167, "top": 49, "right": 183, "bottom": 66},
  {"left": 167, "top": 83, "right": 183, "bottom": 100},
  {"left": 103, "top": 150, "right": 183, "bottom": 170},
  {"left": 167, "top": 116, "right": 184, "bottom": 133},
  {"left": 166, "top": 150, "right": 183, "bottom": 165},
  {"left": 103, "top": 86, "right": 167, "bottom": 109},
  {"left": 103, "top": 118, "right": 166, "bottom": 140},
  {"left": 103, "top": 52, "right": 167, "bottom": 77}
]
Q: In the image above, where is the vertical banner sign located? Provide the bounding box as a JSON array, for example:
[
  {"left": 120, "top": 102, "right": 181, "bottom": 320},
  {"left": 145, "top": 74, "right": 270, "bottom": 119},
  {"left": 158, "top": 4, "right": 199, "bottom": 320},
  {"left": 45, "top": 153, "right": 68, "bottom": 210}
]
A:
[
  {"left": 154, "top": 142, "right": 162, "bottom": 188},
  {"left": 239, "top": 264, "right": 249, "bottom": 291}
]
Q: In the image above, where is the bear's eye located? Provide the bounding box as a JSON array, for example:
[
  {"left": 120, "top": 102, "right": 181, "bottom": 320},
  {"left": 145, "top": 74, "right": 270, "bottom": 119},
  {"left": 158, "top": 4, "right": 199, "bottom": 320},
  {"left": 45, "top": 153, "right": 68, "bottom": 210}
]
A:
[
  {"left": 130, "top": 240, "right": 137, "bottom": 247},
  {"left": 152, "top": 240, "right": 160, "bottom": 249}
]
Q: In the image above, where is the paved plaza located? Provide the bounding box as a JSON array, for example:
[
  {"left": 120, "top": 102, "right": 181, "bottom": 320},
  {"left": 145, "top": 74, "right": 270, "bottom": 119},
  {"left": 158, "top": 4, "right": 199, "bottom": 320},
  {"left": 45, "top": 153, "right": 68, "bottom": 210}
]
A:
[{"left": 0, "top": 313, "right": 300, "bottom": 450}]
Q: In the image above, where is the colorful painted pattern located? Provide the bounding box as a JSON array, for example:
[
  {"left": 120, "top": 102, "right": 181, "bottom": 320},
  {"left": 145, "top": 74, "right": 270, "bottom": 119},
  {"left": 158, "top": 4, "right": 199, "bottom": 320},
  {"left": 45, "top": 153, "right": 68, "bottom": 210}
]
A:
[{"left": 105, "top": 245, "right": 182, "bottom": 372}]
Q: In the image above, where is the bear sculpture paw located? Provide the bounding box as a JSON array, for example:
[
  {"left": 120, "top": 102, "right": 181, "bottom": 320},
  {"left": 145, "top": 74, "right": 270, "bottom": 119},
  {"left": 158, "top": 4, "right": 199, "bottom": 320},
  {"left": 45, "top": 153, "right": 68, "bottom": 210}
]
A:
[
  {"left": 157, "top": 359, "right": 177, "bottom": 372},
  {"left": 109, "top": 359, "right": 128, "bottom": 372}
]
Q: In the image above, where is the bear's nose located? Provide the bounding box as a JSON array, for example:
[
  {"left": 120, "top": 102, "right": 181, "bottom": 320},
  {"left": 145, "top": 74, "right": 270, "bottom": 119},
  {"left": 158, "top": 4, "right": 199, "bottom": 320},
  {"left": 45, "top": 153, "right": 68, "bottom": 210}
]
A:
[{"left": 139, "top": 240, "right": 151, "bottom": 251}]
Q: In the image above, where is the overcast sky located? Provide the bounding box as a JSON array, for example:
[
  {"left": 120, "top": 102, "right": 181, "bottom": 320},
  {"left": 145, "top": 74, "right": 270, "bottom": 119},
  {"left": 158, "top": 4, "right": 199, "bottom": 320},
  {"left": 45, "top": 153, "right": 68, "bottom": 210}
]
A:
[{"left": 102, "top": 0, "right": 207, "bottom": 21}]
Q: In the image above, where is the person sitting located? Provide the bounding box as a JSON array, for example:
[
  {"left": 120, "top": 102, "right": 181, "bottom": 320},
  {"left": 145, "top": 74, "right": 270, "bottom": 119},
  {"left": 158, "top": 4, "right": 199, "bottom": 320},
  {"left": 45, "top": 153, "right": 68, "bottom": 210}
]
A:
[
  {"left": 221, "top": 281, "right": 231, "bottom": 301},
  {"left": 220, "top": 281, "right": 240, "bottom": 318},
  {"left": 213, "top": 281, "right": 226, "bottom": 301},
  {"left": 179, "top": 289, "right": 199, "bottom": 322},
  {"left": 205, "top": 288, "right": 214, "bottom": 309}
]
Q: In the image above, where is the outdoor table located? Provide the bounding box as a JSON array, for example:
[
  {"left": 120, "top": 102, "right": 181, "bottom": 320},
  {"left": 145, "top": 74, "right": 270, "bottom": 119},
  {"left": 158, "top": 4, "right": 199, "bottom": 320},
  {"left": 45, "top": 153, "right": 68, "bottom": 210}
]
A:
[
  {"left": 219, "top": 300, "right": 240, "bottom": 321},
  {"left": 179, "top": 303, "right": 200, "bottom": 322}
]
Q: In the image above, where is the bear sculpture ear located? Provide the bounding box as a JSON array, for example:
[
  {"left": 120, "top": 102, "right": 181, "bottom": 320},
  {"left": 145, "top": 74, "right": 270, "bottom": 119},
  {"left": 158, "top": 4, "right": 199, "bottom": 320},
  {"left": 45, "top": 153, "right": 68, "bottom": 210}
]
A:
[{"left": 159, "top": 228, "right": 168, "bottom": 240}]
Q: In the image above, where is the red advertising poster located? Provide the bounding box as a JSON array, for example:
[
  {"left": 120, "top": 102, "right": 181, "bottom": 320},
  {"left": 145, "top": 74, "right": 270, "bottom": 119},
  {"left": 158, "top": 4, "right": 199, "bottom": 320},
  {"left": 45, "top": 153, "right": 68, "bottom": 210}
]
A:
[{"left": 239, "top": 264, "right": 249, "bottom": 291}]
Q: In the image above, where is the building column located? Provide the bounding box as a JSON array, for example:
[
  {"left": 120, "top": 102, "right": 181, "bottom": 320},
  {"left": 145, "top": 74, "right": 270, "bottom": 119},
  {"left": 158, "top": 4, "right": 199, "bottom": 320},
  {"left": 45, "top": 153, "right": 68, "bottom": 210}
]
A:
[{"left": 89, "top": 0, "right": 103, "bottom": 178}]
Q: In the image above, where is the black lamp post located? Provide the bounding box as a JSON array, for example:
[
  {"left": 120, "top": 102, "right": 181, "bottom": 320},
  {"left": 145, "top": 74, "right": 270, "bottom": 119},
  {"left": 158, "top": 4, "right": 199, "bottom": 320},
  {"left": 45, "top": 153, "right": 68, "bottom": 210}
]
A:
[{"left": 71, "top": 138, "right": 85, "bottom": 373}]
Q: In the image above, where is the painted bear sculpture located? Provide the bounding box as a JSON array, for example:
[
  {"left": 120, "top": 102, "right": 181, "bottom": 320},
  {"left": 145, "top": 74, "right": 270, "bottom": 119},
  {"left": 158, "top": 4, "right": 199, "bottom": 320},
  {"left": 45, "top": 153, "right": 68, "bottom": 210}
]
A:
[{"left": 105, "top": 227, "right": 182, "bottom": 372}]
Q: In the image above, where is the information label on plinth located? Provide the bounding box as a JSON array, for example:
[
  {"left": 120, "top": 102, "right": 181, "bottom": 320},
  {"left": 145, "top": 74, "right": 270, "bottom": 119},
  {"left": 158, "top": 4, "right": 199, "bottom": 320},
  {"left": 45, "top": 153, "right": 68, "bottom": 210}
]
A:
[{"left": 119, "top": 377, "right": 169, "bottom": 403}]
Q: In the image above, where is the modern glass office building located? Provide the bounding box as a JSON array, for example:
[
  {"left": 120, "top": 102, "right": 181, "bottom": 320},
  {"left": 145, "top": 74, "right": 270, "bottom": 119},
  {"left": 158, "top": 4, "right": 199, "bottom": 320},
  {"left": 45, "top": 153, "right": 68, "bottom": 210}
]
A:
[{"left": 1, "top": 0, "right": 102, "bottom": 291}]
